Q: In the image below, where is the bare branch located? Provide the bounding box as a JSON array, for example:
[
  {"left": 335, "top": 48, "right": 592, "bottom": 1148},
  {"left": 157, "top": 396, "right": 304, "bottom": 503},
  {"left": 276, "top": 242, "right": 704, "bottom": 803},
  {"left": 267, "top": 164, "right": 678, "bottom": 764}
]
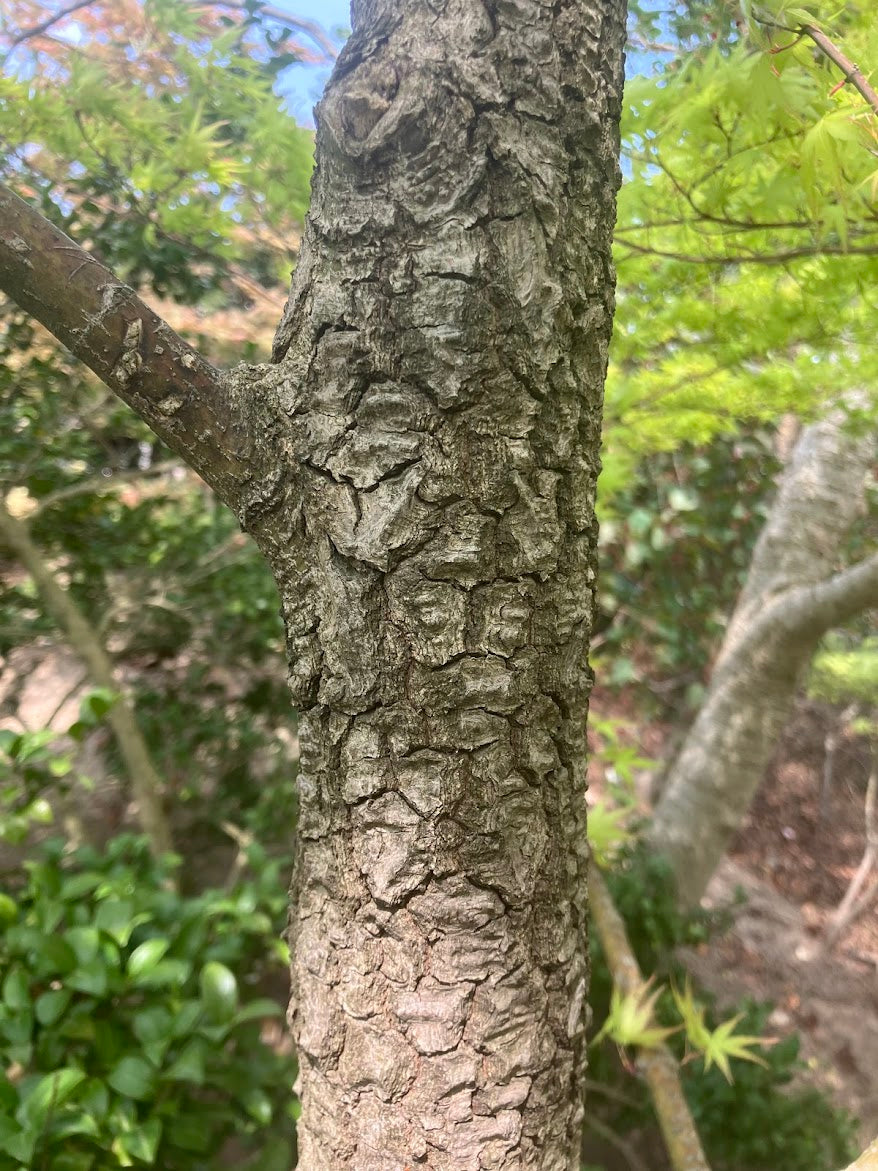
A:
[
  {"left": 588, "top": 863, "right": 712, "bottom": 1171},
  {"left": 0, "top": 183, "right": 260, "bottom": 512},
  {"left": 616, "top": 238, "right": 878, "bottom": 265},
  {"left": 7, "top": 0, "right": 93, "bottom": 48},
  {"left": 29, "top": 460, "right": 181, "bottom": 517},
  {"left": 771, "top": 552, "right": 878, "bottom": 641},
  {"left": 0, "top": 494, "right": 173, "bottom": 859},
  {"left": 210, "top": 0, "right": 339, "bottom": 61}
]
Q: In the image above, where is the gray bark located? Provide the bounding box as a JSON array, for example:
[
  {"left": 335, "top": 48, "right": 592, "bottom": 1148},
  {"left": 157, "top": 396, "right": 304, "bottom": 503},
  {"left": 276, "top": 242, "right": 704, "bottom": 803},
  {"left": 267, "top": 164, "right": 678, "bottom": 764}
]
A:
[
  {"left": 0, "top": 0, "right": 627, "bottom": 1165},
  {"left": 235, "top": 3, "right": 625, "bottom": 1166},
  {"left": 650, "top": 406, "right": 878, "bottom": 907}
]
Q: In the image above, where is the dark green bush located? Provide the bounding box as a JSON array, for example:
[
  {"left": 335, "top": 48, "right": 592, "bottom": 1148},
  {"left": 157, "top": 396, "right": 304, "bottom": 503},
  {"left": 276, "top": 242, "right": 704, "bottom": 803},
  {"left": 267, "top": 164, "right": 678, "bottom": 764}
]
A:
[
  {"left": 0, "top": 835, "right": 296, "bottom": 1170},
  {"left": 687, "top": 1007, "right": 858, "bottom": 1171}
]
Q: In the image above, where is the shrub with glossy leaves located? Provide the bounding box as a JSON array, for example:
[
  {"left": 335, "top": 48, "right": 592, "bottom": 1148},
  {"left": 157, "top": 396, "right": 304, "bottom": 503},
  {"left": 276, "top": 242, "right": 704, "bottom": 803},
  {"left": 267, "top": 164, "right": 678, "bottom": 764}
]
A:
[{"left": 0, "top": 835, "right": 296, "bottom": 1170}]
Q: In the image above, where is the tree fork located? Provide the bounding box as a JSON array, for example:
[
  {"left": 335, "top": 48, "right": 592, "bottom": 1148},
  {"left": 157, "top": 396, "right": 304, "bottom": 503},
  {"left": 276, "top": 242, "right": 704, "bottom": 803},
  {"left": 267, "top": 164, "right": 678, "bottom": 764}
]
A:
[{"left": 0, "top": 184, "right": 266, "bottom": 512}]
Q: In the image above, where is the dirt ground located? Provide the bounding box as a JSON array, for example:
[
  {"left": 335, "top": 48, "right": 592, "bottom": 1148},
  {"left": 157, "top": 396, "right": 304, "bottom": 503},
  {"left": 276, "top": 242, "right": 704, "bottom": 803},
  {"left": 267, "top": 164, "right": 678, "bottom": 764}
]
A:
[
  {"left": 706, "top": 701, "right": 878, "bottom": 1142},
  {"left": 592, "top": 691, "right": 878, "bottom": 1145}
]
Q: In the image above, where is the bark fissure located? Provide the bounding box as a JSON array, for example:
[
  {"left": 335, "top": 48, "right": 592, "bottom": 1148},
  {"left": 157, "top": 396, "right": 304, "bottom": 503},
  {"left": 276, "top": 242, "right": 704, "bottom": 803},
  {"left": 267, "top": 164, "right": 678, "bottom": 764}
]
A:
[{"left": 242, "top": 2, "right": 627, "bottom": 1166}]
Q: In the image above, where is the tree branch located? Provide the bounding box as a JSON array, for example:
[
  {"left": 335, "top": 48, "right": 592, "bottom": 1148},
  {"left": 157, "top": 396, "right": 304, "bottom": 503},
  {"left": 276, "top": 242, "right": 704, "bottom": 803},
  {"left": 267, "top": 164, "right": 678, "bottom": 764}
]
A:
[
  {"left": 715, "top": 552, "right": 878, "bottom": 684},
  {"left": 6, "top": 0, "right": 93, "bottom": 48},
  {"left": 616, "top": 238, "right": 878, "bottom": 265},
  {"left": 0, "top": 183, "right": 260, "bottom": 513},
  {"left": 754, "top": 12, "right": 878, "bottom": 117},
  {"left": 210, "top": 0, "right": 339, "bottom": 61},
  {"left": 589, "top": 862, "right": 711, "bottom": 1171},
  {"left": 29, "top": 460, "right": 181, "bottom": 517},
  {"left": 772, "top": 552, "right": 878, "bottom": 642},
  {"left": 0, "top": 494, "right": 173, "bottom": 859}
]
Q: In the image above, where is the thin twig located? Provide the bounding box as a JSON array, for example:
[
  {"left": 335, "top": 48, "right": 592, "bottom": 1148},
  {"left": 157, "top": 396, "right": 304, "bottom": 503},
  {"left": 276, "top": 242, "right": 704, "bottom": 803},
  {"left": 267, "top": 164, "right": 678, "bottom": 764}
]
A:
[
  {"left": 0, "top": 494, "right": 173, "bottom": 860},
  {"left": 586, "top": 1116, "right": 651, "bottom": 1171},
  {"left": 7, "top": 0, "right": 93, "bottom": 48},
  {"left": 209, "top": 0, "right": 338, "bottom": 60},
  {"left": 754, "top": 11, "right": 878, "bottom": 117},
  {"left": 823, "top": 744, "right": 877, "bottom": 951},
  {"left": 31, "top": 460, "right": 180, "bottom": 517},
  {"left": 617, "top": 238, "right": 878, "bottom": 265}
]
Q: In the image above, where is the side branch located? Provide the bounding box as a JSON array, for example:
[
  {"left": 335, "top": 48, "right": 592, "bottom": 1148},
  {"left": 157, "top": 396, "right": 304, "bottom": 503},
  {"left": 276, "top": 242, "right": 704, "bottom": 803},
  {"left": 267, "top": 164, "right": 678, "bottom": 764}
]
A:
[
  {"left": 756, "top": 12, "right": 878, "bottom": 117},
  {"left": 800, "top": 23, "right": 878, "bottom": 116},
  {"left": 752, "top": 552, "right": 878, "bottom": 658},
  {"left": 0, "top": 184, "right": 255, "bottom": 512}
]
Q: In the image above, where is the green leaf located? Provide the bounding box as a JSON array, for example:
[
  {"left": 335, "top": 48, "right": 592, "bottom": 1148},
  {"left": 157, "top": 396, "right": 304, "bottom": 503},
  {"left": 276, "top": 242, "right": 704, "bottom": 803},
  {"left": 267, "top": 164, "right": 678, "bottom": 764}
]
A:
[
  {"left": 79, "top": 688, "right": 119, "bottom": 723},
  {"left": 66, "top": 959, "right": 109, "bottom": 997},
  {"left": 107, "top": 1056, "right": 157, "bottom": 1101},
  {"left": 0, "top": 1121, "right": 35, "bottom": 1165},
  {"left": 64, "top": 926, "right": 101, "bottom": 965},
  {"left": 163, "top": 1038, "right": 206, "bottom": 1084},
  {"left": 60, "top": 872, "right": 104, "bottom": 901},
  {"left": 112, "top": 1118, "right": 162, "bottom": 1164},
  {"left": 199, "top": 961, "right": 238, "bottom": 1022},
  {"left": 18, "top": 1068, "right": 86, "bottom": 1126},
  {"left": 0, "top": 893, "right": 18, "bottom": 924},
  {"left": 242, "top": 1087, "right": 273, "bottom": 1125},
  {"left": 94, "top": 899, "right": 142, "bottom": 946},
  {"left": 35, "top": 988, "right": 72, "bottom": 1025},
  {"left": 592, "top": 978, "right": 680, "bottom": 1051},
  {"left": 2, "top": 968, "right": 29, "bottom": 1011},
  {"left": 132, "top": 1005, "right": 173, "bottom": 1047},
  {"left": 232, "top": 998, "right": 284, "bottom": 1026},
  {"left": 34, "top": 934, "right": 77, "bottom": 976},
  {"left": 126, "top": 937, "right": 170, "bottom": 979},
  {"left": 135, "top": 958, "right": 191, "bottom": 989}
]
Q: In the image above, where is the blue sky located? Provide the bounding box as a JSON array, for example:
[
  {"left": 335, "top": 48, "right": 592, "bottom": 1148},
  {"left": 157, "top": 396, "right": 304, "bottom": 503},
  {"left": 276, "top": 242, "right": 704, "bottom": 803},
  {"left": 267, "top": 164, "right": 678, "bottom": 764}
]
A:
[
  {"left": 280, "top": 2, "right": 652, "bottom": 124},
  {"left": 281, "top": 0, "right": 350, "bottom": 123}
]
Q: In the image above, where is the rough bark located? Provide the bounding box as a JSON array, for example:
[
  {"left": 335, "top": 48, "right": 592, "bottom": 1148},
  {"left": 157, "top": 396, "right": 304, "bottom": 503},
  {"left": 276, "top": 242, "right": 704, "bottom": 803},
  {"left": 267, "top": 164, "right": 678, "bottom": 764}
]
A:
[
  {"left": 0, "top": 1, "right": 627, "bottom": 1165},
  {"left": 0, "top": 184, "right": 263, "bottom": 512},
  {"left": 223, "top": 3, "right": 625, "bottom": 1166},
  {"left": 650, "top": 407, "right": 878, "bottom": 906}
]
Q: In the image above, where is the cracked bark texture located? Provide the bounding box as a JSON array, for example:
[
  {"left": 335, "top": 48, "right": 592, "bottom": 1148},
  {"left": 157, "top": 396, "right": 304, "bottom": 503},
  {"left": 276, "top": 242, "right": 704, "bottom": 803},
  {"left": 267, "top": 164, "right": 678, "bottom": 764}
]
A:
[
  {"left": 650, "top": 406, "right": 878, "bottom": 907},
  {"left": 0, "top": 0, "right": 627, "bottom": 1163},
  {"left": 234, "top": 2, "right": 626, "bottom": 1166}
]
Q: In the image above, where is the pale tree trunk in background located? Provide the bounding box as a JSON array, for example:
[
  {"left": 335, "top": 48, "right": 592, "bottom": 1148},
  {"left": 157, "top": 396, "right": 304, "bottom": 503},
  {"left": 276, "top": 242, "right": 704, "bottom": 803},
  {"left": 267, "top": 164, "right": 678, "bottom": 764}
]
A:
[
  {"left": 0, "top": 0, "right": 627, "bottom": 1162},
  {"left": 650, "top": 405, "right": 878, "bottom": 907}
]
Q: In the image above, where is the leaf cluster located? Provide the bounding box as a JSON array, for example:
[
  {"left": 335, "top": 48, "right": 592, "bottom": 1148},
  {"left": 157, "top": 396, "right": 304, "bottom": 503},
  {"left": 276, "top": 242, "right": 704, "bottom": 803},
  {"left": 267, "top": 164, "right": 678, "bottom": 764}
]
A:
[{"left": 0, "top": 834, "right": 296, "bottom": 1169}]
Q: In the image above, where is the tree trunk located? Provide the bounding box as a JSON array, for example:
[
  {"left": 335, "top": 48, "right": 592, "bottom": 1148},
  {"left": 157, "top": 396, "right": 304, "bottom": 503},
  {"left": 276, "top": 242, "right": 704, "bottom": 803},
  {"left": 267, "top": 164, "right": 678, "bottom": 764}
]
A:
[
  {"left": 0, "top": 1, "right": 627, "bottom": 1164},
  {"left": 650, "top": 406, "right": 878, "bottom": 906},
  {"left": 247, "top": 4, "right": 625, "bottom": 1164}
]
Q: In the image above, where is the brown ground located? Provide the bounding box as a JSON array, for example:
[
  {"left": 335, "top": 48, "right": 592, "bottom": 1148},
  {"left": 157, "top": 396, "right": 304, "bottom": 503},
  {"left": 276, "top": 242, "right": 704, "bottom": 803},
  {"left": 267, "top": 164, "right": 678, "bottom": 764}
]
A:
[{"left": 590, "top": 691, "right": 878, "bottom": 1145}]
